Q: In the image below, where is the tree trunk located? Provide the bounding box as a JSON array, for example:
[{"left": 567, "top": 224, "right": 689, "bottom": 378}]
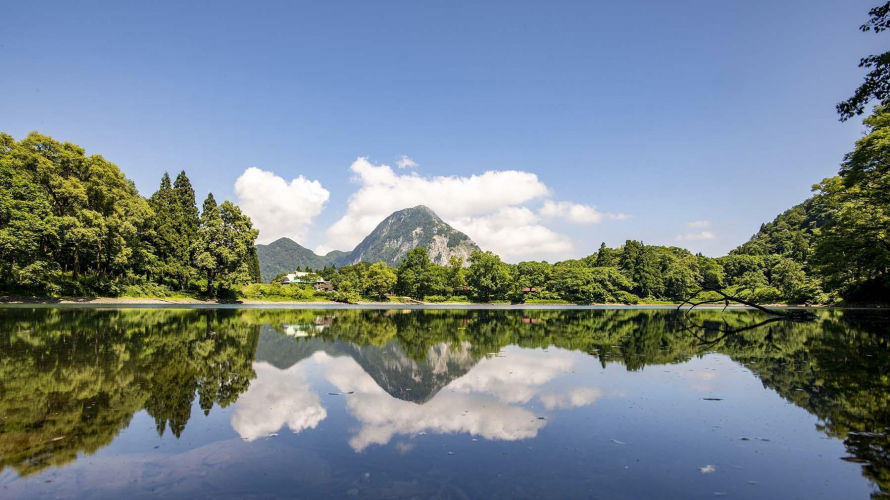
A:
[{"left": 73, "top": 245, "right": 79, "bottom": 280}]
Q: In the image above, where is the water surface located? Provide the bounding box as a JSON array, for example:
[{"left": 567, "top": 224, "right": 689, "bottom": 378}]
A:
[{"left": 1, "top": 307, "right": 889, "bottom": 499}]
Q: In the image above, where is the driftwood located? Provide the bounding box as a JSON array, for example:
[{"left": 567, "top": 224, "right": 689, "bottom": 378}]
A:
[
  {"left": 675, "top": 287, "right": 817, "bottom": 347},
  {"left": 677, "top": 287, "right": 817, "bottom": 321}
]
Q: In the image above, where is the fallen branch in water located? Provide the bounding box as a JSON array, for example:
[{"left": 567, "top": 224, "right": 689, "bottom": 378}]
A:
[
  {"left": 674, "top": 287, "right": 817, "bottom": 347},
  {"left": 677, "top": 287, "right": 817, "bottom": 321}
]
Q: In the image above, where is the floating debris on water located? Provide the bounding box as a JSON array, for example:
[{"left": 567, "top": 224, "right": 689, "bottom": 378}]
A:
[{"left": 700, "top": 465, "right": 716, "bottom": 473}]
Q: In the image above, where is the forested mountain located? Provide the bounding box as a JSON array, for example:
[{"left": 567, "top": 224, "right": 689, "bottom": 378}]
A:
[
  {"left": 343, "top": 205, "right": 479, "bottom": 267},
  {"left": 732, "top": 195, "right": 833, "bottom": 263},
  {"left": 255, "top": 238, "right": 339, "bottom": 282},
  {"left": 256, "top": 206, "right": 479, "bottom": 282}
]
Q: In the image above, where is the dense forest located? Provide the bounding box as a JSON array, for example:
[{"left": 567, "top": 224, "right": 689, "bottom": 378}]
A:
[
  {"left": 0, "top": 132, "right": 261, "bottom": 297},
  {"left": 2, "top": 105, "right": 889, "bottom": 303}
]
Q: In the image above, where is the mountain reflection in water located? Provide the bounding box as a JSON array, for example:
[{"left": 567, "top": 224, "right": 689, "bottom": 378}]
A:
[{"left": 1, "top": 307, "right": 889, "bottom": 499}]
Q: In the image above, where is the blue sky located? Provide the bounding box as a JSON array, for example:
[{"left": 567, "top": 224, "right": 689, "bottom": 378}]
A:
[{"left": 1, "top": 0, "right": 883, "bottom": 260}]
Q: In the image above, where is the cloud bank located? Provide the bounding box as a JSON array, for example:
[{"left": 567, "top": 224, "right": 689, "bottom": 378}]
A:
[
  {"left": 234, "top": 167, "right": 330, "bottom": 244},
  {"left": 233, "top": 157, "right": 629, "bottom": 259},
  {"left": 321, "top": 158, "right": 627, "bottom": 260}
]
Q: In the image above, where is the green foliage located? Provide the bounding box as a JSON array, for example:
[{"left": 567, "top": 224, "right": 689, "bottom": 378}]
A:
[
  {"left": 255, "top": 237, "right": 338, "bottom": 283},
  {"left": 194, "top": 195, "right": 259, "bottom": 298},
  {"left": 810, "top": 108, "right": 890, "bottom": 302},
  {"left": 466, "top": 250, "right": 512, "bottom": 302},
  {"left": 396, "top": 247, "right": 446, "bottom": 298},
  {"left": 0, "top": 132, "right": 260, "bottom": 298},
  {"left": 239, "top": 282, "right": 320, "bottom": 301},
  {"left": 7, "top": 106, "right": 890, "bottom": 305},
  {"left": 366, "top": 261, "right": 397, "bottom": 300},
  {"left": 331, "top": 288, "right": 361, "bottom": 304},
  {"left": 837, "top": 2, "right": 890, "bottom": 120}
]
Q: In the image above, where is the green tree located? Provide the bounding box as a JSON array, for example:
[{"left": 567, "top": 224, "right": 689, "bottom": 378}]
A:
[
  {"left": 194, "top": 194, "right": 259, "bottom": 297},
  {"left": 170, "top": 171, "right": 200, "bottom": 288},
  {"left": 466, "top": 250, "right": 512, "bottom": 302},
  {"left": 396, "top": 247, "right": 445, "bottom": 298},
  {"left": 445, "top": 256, "right": 467, "bottom": 295},
  {"left": 366, "top": 261, "right": 397, "bottom": 300},
  {"left": 837, "top": 2, "right": 890, "bottom": 121},
  {"left": 812, "top": 108, "right": 890, "bottom": 300},
  {"left": 594, "top": 242, "right": 618, "bottom": 267},
  {"left": 0, "top": 133, "right": 60, "bottom": 291}
]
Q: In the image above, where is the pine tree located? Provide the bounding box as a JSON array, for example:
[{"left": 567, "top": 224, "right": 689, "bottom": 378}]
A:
[
  {"left": 171, "top": 171, "right": 199, "bottom": 289},
  {"left": 247, "top": 246, "right": 262, "bottom": 283},
  {"left": 194, "top": 193, "right": 259, "bottom": 297},
  {"left": 148, "top": 172, "right": 176, "bottom": 283}
]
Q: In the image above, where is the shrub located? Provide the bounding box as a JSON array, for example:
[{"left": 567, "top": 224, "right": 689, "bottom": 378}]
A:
[
  {"left": 613, "top": 291, "right": 640, "bottom": 305},
  {"left": 331, "top": 290, "right": 361, "bottom": 304},
  {"left": 121, "top": 282, "right": 172, "bottom": 298},
  {"left": 752, "top": 286, "right": 782, "bottom": 303}
]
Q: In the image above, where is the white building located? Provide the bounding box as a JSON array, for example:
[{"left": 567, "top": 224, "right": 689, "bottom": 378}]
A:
[{"left": 280, "top": 271, "right": 333, "bottom": 291}]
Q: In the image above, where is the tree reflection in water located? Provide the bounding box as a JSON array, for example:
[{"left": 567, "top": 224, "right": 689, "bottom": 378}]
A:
[{"left": 0, "top": 307, "right": 888, "bottom": 496}]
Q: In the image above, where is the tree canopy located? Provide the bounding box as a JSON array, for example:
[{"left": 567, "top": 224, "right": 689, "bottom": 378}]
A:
[
  {"left": 838, "top": 2, "right": 890, "bottom": 121},
  {"left": 0, "top": 132, "right": 260, "bottom": 298}
]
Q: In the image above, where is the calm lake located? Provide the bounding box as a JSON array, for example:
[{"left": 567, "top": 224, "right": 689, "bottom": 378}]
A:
[{"left": 1, "top": 307, "right": 889, "bottom": 499}]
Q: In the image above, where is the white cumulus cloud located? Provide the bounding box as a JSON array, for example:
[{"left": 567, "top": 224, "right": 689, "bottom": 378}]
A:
[
  {"left": 687, "top": 220, "right": 710, "bottom": 228},
  {"left": 396, "top": 155, "right": 418, "bottom": 169},
  {"left": 315, "top": 157, "right": 628, "bottom": 260},
  {"left": 539, "top": 201, "right": 630, "bottom": 224},
  {"left": 450, "top": 208, "right": 574, "bottom": 260},
  {"left": 675, "top": 231, "right": 715, "bottom": 241},
  {"left": 234, "top": 167, "right": 330, "bottom": 244},
  {"left": 323, "top": 158, "right": 560, "bottom": 257}
]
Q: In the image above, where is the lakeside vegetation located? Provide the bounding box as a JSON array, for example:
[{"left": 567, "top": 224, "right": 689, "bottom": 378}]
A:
[
  {"left": 0, "top": 132, "right": 262, "bottom": 299},
  {"left": 258, "top": 99, "right": 890, "bottom": 306},
  {"left": 2, "top": 106, "right": 889, "bottom": 305}
]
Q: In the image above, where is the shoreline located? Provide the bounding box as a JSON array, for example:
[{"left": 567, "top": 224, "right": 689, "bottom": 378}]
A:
[{"left": 0, "top": 296, "right": 867, "bottom": 308}]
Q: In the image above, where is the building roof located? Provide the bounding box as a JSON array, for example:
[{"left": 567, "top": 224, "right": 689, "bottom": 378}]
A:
[{"left": 281, "top": 272, "right": 327, "bottom": 284}]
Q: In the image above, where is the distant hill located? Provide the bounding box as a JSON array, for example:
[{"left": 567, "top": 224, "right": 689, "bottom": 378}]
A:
[
  {"left": 255, "top": 205, "right": 480, "bottom": 281},
  {"left": 730, "top": 186, "right": 835, "bottom": 265},
  {"left": 255, "top": 238, "right": 337, "bottom": 282}
]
